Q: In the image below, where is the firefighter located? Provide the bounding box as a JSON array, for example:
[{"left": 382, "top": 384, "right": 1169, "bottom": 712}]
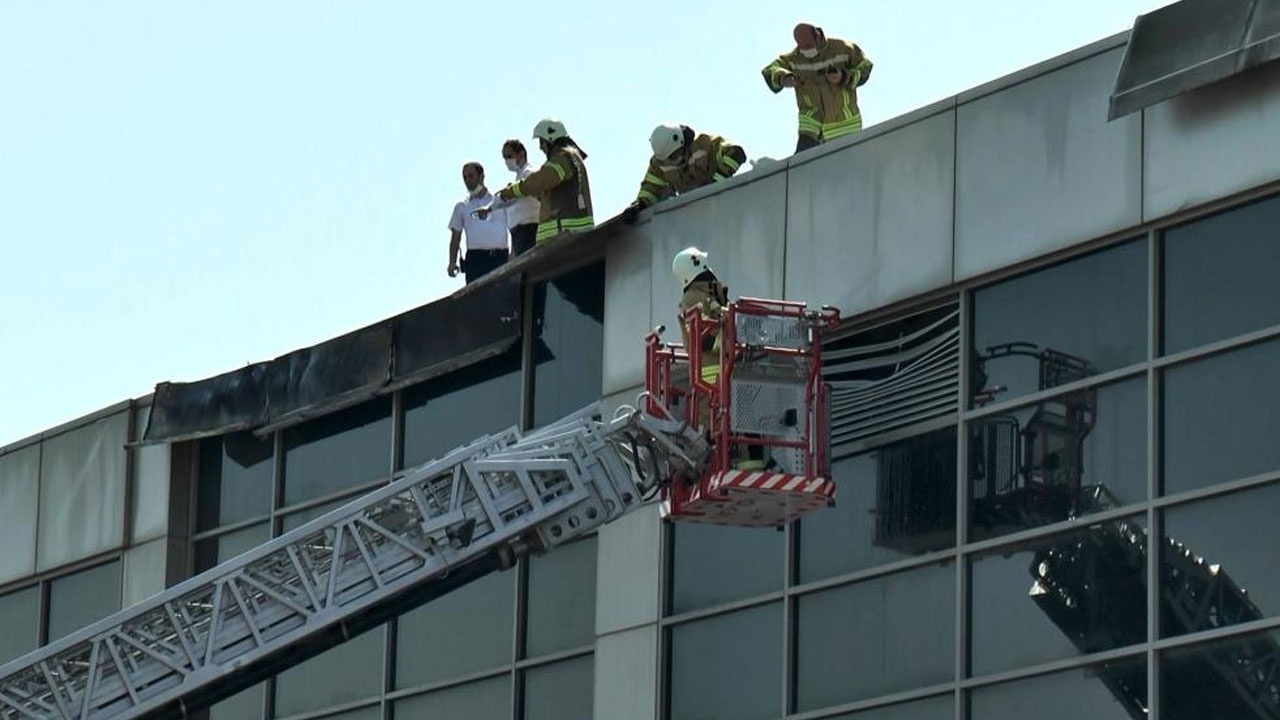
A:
[
  {"left": 622, "top": 124, "right": 747, "bottom": 224},
  {"left": 671, "top": 247, "right": 766, "bottom": 471},
  {"left": 478, "top": 118, "right": 594, "bottom": 245},
  {"left": 762, "top": 22, "right": 873, "bottom": 153}
]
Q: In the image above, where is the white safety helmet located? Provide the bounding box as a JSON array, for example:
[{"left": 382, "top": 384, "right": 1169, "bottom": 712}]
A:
[
  {"left": 672, "top": 246, "right": 711, "bottom": 289},
  {"left": 532, "top": 118, "right": 568, "bottom": 143},
  {"left": 649, "top": 123, "right": 685, "bottom": 160}
]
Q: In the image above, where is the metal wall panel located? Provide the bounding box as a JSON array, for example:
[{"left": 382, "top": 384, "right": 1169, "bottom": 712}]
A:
[
  {"left": 602, "top": 223, "right": 654, "bottom": 395},
  {"left": 122, "top": 537, "right": 167, "bottom": 607},
  {"left": 593, "top": 624, "right": 658, "bottom": 720},
  {"left": 131, "top": 406, "right": 169, "bottom": 543},
  {"left": 785, "top": 108, "right": 956, "bottom": 315},
  {"left": 1144, "top": 59, "right": 1280, "bottom": 220},
  {"left": 37, "top": 411, "right": 129, "bottom": 571},
  {"left": 0, "top": 444, "right": 39, "bottom": 585},
  {"left": 955, "top": 47, "right": 1142, "bottom": 280},
  {"left": 596, "top": 499, "right": 661, "bottom": 635},
  {"left": 648, "top": 173, "right": 788, "bottom": 341}
]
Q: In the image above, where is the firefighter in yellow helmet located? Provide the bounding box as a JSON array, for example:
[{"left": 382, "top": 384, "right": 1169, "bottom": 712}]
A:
[
  {"left": 479, "top": 118, "right": 594, "bottom": 244},
  {"left": 622, "top": 124, "right": 747, "bottom": 224},
  {"left": 763, "top": 22, "right": 873, "bottom": 153}
]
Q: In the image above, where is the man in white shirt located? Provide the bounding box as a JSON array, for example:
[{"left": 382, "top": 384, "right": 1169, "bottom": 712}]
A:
[
  {"left": 500, "top": 139, "right": 541, "bottom": 256},
  {"left": 448, "top": 162, "right": 509, "bottom": 284}
]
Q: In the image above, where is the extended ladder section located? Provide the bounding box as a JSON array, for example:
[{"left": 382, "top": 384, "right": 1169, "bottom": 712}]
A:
[{"left": 0, "top": 403, "right": 706, "bottom": 720}]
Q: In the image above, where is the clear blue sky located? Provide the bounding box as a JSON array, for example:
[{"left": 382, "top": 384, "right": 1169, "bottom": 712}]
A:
[{"left": 0, "top": 0, "right": 1172, "bottom": 446}]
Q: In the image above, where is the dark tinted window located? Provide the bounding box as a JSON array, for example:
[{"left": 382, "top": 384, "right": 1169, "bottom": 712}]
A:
[
  {"left": 1163, "top": 339, "right": 1280, "bottom": 495},
  {"left": 531, "top": 262, "right": 605, "bottom": 428},
  {"left": 969, "top": 377, "right": 1147, "bottom": 542},
  {"left": 670, "top": 523, "right": 783, "bottom": 614},
  {"left": 274, "top": 626, "right": 385, "bottom": 716},
  {"left": 196, "top": 432, "right": 274, "bottom": 531},
  {"left": 395, "top": 568, "right": 514, "bottom": 687},
  {"left": 969, "top": 518, "right": 1147, "bottom": 676},
  {"left": 826, "top": 695, "right": 954, "bottom": 720},
  {"left": 0, "top": 585, "right": 39, "bottom": 665},
  {"left": 800, "top": 428, "right": 956, "bottom": 583},
  {"left": 282, "top": 397, "right": 392, "bottom": 507},
  {"left": 394, "top": 675, "right": 511, "bottom": 719},
  {"left": 1160, "top": 482, "right": 1280, "bottom": 638},
  {"left": 668, "top": 603, "right": 782, "bottom": 720},
  {"left": 524, "top": 654, "right": 594, "bottom": 720},
  {"left": 47, "top": 561, "right": 122, "bottom": 642},
  {"left": 969, "top": 657, "right": 1147, "bottom": 720},
  {"left": 971, "top": 240, "right": 1147, "bottom": 405},
  {"left": 402, "top": 349, "right": 523, "bottom": 469},
  {"left": 796, "top": 564, "right": 954, "bottom": 711},
  {"left": 526, "top": 536, "right": 596, "bottom": 657},
  {"left": 1163, "top": 194, "right": 1280, "bottom": 354},
  {"left": 1160, "top": 629, "right": 1280, "bottom": 719}
]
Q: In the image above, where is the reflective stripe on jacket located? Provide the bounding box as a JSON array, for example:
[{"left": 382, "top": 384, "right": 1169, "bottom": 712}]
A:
[
  {"left": 762, "top": 37, "right": 872, "bottom": 142},
  {"left": 636, "top": 133, "right": 746, "bottom": 208},
  {"left": 500, "top": 144, "right": 594, "bottom": 244}
]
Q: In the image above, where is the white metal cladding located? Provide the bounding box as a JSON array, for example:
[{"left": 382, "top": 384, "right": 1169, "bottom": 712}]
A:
[
  {"left": 825, "top": 306, "right": 960, "bottom": 457},
  {"left": 0, "top": 403, "right": 701, "bottom": 720}
]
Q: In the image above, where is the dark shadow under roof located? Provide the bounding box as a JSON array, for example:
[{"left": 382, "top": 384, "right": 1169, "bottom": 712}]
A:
[{"left": 142, "top": 215, "right": 626, "bottom": 444}]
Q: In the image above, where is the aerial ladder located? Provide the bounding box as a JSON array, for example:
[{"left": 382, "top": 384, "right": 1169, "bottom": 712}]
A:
[
  {"left": 0, "top": 298, "right": 839, "bottom": 720},
  {"left": 970, "top": 343, "right": 1280, "bottom": 720}
]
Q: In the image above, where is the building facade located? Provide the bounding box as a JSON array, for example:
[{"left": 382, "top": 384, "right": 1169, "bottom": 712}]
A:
[{"left": 4, "top": 27, "right": 1280, "bottom": 720}]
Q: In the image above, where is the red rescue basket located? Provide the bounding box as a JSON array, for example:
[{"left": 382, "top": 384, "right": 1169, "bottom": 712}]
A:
[{"left": 644, "top": 297, "right": 841, "bottom": 527}]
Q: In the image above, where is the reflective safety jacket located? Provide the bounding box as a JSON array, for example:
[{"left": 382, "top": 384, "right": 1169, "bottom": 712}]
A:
[
  {"left": 636, "top": 133, "right": 747, "bottom": 209},
  {"left": 499, "top": 144, "right": 593, "bottom": 243},
  {"left": 678, "top": 273, "right": 729, "bottom": 383},
  {"left": 762, "top": 37, "right": 872, "bottom": 143}
]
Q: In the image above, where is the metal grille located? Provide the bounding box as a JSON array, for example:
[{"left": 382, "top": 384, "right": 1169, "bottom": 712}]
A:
[
  {"left": 730, "top": 379, "right": 806, "bottom": 436},
  {"left": 735, "top": 314, "right": 808, "bottom": 350}
]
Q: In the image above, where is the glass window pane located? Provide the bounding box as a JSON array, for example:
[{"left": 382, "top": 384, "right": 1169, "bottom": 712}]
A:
[
  {"left": 393, "top": 675, "right": 511, "bottom": 720},
  {"left": 197, "top": 432, "right": 274, "bottom": 531},
  {"left": 670, "top": 524, "right": 782, "bottom": 614},
  {"left": 280, "top": 495, "right": 362, "bottom": 534},
  {"left": 526, "top": 536, "right": 596, "bottom": 657},
  {"left": 0, "top": 444, "right": 39, "bottom": 585},
  {"left": 0, "top": 585, "right": 39, "bottom": 665},
  {"left": 531, "top": 263, "right": 605, "bottom": 428},
  {"left": 37, "top": 412, "right": 129, "bottom": 570},
  {"left": 395, "top": 569, "right": 514, "bottom": 687},
  {"left": 283, "top": 397, "right": 392, "bottom": 507},
  {"left": 969, "top": 377, "right": 1147, "bottom": 542},
  {"left": 402, "top": 349, "right": 522, "bottom": 470},
  {"left": 1161, "top": 628, "right": 1280, "bottom": 719},
  {"left": 669, "top": 603, "right": 782, "bottom": 720},
  {"left": 130, "top": 405, "right": 170, "bottom": 543},
  {"left": 209, "top": 683, "right": 265, "bottom": 720},
  {"left": 825, "top": 694, "right": 954, "bottom": 720},
  {"left": 1163, "top": 339, "right": 1280, "bottom": 495},
  {"left": 969, "top": 517, "right": 1147, "bottom": 677},
  {"left": 47, "top": 560, "right": 123, "bottom": 642},
  {"left": 1163, "top": 194, "right": 1280, "bottom": 354},
  {"left": 274, "top": 625, "right": 385, "bottom": 717},
  {"left": 796, "top": 563, "right": 955, "bottom": 711},
  {"left": 970, "top": 239, "right": 1147, "bottom": 406},
  {"left": 195, "top": 523, "right": 271, "bottom": 573},
  {"left": 969, "top": 656, "right": 1147, "bottom": 720},
  {"left": 800, "top": 428, "right": 956, "bottom": 583},
  {"left": 524, "top": 654, "right": 593, "bottom": 720},
  {"left": 1161, "top": 482, "right": 1280, "bottom": 638},
  {"left": 319, "top": 706, "right": 381, "bottom": 720}
]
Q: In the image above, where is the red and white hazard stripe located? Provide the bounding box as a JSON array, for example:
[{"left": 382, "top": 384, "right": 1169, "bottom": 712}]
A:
[{"left": 710, "top": 470, "right": 835, "bottom": 497}]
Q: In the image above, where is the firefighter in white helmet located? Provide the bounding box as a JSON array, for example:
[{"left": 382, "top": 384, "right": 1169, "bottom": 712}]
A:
[
  {"left": 671, "top": 247, "right": 766, "bottom": 470},
  {"left": 478, "top": 118, "right": 594, "bottom": 245},
  {"left": 623, "top": 124, "right": 747, "bottom": 224}
]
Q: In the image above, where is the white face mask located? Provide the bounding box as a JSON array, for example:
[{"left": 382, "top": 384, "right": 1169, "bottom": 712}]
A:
[
  {"left": 799, "top": 47, "right": 819, "bottom": 58},
  {"left": 505, "top": 158, "right": 519, "bottom": 172}
]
